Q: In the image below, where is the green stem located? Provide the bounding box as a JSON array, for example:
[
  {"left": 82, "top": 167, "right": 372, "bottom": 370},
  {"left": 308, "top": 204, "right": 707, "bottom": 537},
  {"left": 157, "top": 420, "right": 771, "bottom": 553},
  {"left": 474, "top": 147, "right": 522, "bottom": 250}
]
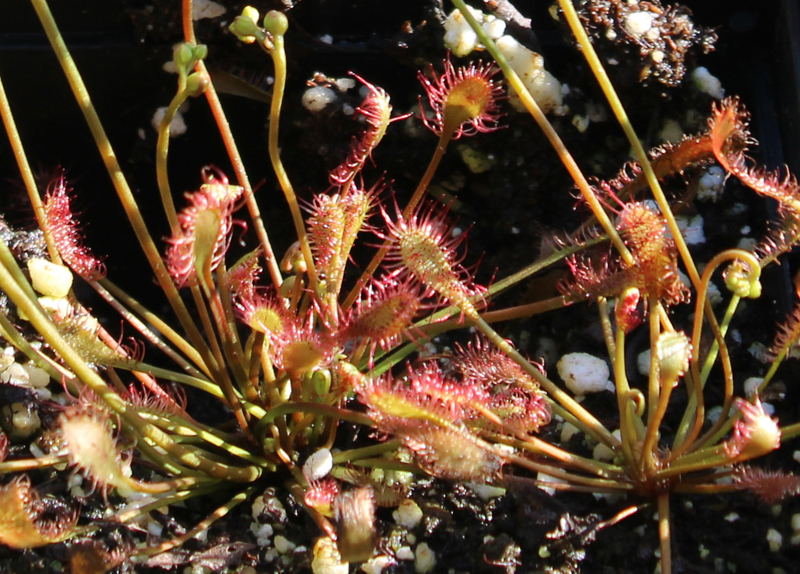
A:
[
  {"left": 505, "top": 453, "right": 631, "bottom": 491},
  {"left": 155, "top": 89, "right": 189, "bottom": 233},
  {"left": 0, "top": 257, "right": 260, "bottom": 483},
  {"left": 0, "top": 72, "right": 59, "bottom": 262},
  {"left": 0, "top": 455, "right": 67, "bottom": 473},
  {"left": 182, "top": 0, "right": 283, "bottom": 289},
  {"left": 657, "top": 492, "right": 672, "bottom": 574},
  {"left": 94, "top": 278, "right": 209, "bottom": 378},
  {"left": 29, "top": 0, "right": 215, "bottom": 375},
  {"left": 332, "top": 440, "right": 403, "bottom": 464},
  {"left": 673, "top": 250, "right": 759, "bottom": 456},
  {"left": 452, "top": 0, "right": 632, "bottom": 266},
  {"left": 264, "top": 25, "right": 319, "bottom": 294}
]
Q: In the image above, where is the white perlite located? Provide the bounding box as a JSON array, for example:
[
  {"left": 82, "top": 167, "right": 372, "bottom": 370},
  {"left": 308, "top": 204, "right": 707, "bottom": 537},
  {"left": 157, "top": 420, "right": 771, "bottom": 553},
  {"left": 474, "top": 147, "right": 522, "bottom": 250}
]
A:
[
  {"left": 360, "top": 556, "right": 396, "bottom": 574},
  {"left": 304, "top": 448, "right": 333, "bottom": 482},
  {"left": 495, "top": 35, "right": 564, "bottom": 115},
  {"left": 393, "top": 499, "right": 424, "bottom": 529},
  {"left": 192, "top": 0, "right": 226, "bottom": 20},
  {"left": 414, "top": 543, "right": 437, "bottom": 574},
  {"left": 151, "top": 107, "right": 187, "bottom": 137},
  {"left": 442, "top": 7, "right": 506, "bottom": 57},
  {"left": 692, "top": 67, "right": 725, "bottom": 100},
  {"left": 302, "top": 86, "right": 337, "bottom": 113},
  {"left": 767, "top": 528, "right": 783, "bottom": 552},
  {"left": 557, "top": 352, "right": 612, "bottom": 395},
  {"left": 743, "top": 377, "right": 764, "bottom": 398},
  {"left": 624, "top": 11, "right": 658, "bottom": 38},
  {"left": 28, "top": 258, "right": 72, "bottom": 298},
  {"left": 697, "top": 166, "right": 726, "bottom": 202}
]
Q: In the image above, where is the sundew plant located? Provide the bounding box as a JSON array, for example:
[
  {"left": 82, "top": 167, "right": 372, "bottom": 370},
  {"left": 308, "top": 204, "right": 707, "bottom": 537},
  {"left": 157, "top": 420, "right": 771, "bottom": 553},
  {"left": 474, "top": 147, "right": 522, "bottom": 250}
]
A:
[{"left": 1, "top": 1, "right": 800, "bottom": 573}]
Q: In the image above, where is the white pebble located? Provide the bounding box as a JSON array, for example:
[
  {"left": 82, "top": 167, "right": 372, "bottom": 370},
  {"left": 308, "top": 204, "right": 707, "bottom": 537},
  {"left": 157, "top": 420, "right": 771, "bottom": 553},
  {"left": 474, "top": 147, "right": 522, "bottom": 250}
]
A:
[
  {"left": 312, "top": 536, "right": 348, "bottom": 574},
  {"left": 657, "top": 119, "right": 684, "bottom": 145},
  {"left": 335, "top": 78, "right": 356, "bottom": 91},
  {"left": 557, "top": 352, "right": 611, "bottom": 395},
  {"left": 443, "top": 6, "right": 482, "bottom": 57},
  {"left": 743, "top": 377, "right": 764, "bottom": 398},
  {"left": 28, "top": 258, "right": 73, "bottom": 298},
  {"left": 414, "top": 543, "right": 436, "bottom": 574},
  {"left": 360, "top": 556, "right": 395, "bottom": 574},
  {"left": 395, "top": 546, "right": 414, "bottom": 561},
  {"left": 624, "top": 12, "right": 657, "bottom": 38},
  {"left": 677, "top": 214, "right": 705, "bottom": 245},
  {"left": 705, "top": 281, "right": 723, "bottom": 306},
  {"left": 767, "top": 528, "right": 783, "bottom": 552},
  {"left": 274, "top": 535, "right": 296, "bottom": 554},
  {"left": 302, "top": 86, "right": 337, "bottom": 113},
  {"left": 151, "top": 107, "right": 187, "bottom": 137},
  {"left": 22, "top": 364, "right": 50, "bottom": 388},
  {"left": 251, "top": 523, "right": 274, "bottom": 546},
  {"left": 147, "top": 521, "right": 164, "bottom": 537},
  {"left": 393, "top": 499, "right": 423, "bottom": 529},
  {"left": 304, "top": 448, "right": 333, "bottom": 482},
  {"left": 536, "top": 471, "right": 568, "bottom": 496},
  {"left": 496, "top": 35, "right": 564, "bottom": 115},
  {"left": 468, "top": 483, "right": 506, "bottom": 500},
  {"left": 9, "top": 402, "right": 41, "bottom": 437},
  {"left": 560, "top": 422, "right": 579, "bottom": 443},
  {"left": 592, "top": 431, "right": 620, "bottom": 462},
  {"left": 1, "top": 363, "right": 29, "bottom": 386},
  {"left": 697, "top": 166, "right": 726, "bottom": 202},
  {"left": 637, "top": 349, "right": 651, "bottom": 377},
  {"left": 692, "top": 67, "right": 725, "bottom": 100},
  {"left": 191, "top": 0, "right": 226, "bottom": 20},
  {"left": 572, "top": 115, "right": 590, "bottom": 133},
  {"left": 482, "top": 16, "right": 506, "bottom": 41}
]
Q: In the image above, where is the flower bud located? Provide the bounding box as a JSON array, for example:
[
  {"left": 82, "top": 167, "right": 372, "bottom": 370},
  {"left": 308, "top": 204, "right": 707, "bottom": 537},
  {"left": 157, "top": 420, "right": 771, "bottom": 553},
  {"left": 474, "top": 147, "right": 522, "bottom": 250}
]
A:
[
  {"left": 186, "top": 72, "right": 209, "bottom": 98},
  {"left": 724, "top": 261, "right": 762, "bottom": 299},
  {"left": 263, "top": 11, "right": 289, "bottom": 37},
  {"left": 174, "top": 43, "right": 195, "bottom": 68},
  {"left": 230, "top": 7, "right": 262, "bottom": 43}
]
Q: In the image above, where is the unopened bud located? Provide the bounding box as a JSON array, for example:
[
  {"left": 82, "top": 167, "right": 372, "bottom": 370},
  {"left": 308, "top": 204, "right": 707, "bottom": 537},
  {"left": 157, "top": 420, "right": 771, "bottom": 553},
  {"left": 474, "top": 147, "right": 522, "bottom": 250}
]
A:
[
  {"left": 186, "top": 72, "right": 209, "bottom": 97},
  {"left": 230, "top": 7, "right": 263, "bottom": 44},
  {"left": 724, "top": 261, "right": 762, "bottom": 299},
  {"left": 263, "top": 11, "right": 289, "bottom": 37},
  {"left": 174, "top": 43, "right": 195, "bottom": 68}
]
